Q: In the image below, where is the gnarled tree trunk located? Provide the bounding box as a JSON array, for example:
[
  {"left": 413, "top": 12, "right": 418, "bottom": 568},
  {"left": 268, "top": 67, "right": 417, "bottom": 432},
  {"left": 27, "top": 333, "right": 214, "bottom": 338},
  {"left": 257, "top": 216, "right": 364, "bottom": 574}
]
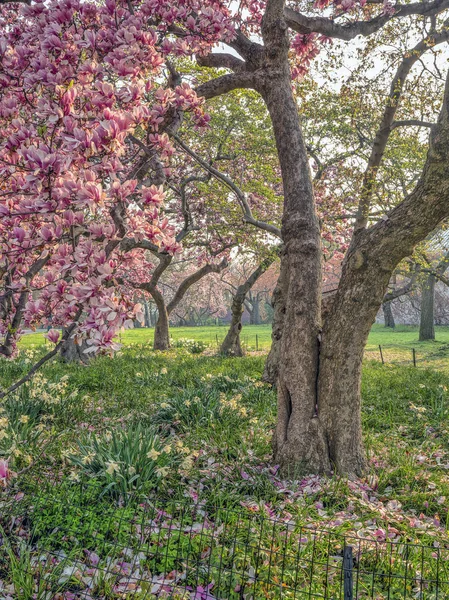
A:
[
  {"left": 257, "top": 5, "right": 449, "bottom": 477},
  {"left": 419, "top": 274, "right": 436, "bottom": 341}
]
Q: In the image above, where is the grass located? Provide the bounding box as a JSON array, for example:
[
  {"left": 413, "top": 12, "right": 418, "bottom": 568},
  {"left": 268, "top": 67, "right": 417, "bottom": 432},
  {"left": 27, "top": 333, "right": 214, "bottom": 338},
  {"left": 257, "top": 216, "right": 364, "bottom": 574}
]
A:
[
  {"left": 21, "top": 322, "right": 449, "bottom": 368},
  {"left": 19, "top": 324, "right": 274, "bottom": 351},
  {"left": 2, "top": 332, "right": 449, "bottom": 596}
]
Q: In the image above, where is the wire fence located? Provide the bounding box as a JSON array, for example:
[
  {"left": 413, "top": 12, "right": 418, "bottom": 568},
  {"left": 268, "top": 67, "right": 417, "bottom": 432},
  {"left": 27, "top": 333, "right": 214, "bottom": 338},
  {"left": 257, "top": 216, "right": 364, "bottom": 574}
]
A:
[
  {"left": 1, "top": 492, "right": 448, "bottom": 599},
  {"left": 363, "top": 344, "right": 449, "bottom": 369}
]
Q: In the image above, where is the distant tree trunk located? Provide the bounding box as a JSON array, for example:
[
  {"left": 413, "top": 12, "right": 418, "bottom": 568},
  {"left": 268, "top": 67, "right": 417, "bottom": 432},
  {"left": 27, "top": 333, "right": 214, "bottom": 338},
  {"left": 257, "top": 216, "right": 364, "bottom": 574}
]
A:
[
  {"left": 382, "top": 301, "right": 395, "bottom": 328},
  {"left": 419, "top": 274, "right": 436, "bottom": 341},
  {"left": 154, "top": 299, "right": 171, "bottom": 350},
  {"left": 220, "top": 295, "right": 244, "bottom": 356},
  {"left": 222, "top": 257, "right": 275, "bottom": 356},
  {"left": 249, "top": 298, "right": 261, "bottom": 324},
  {"left": 143, "top": 301, "right": 151, "bottom": 328}
]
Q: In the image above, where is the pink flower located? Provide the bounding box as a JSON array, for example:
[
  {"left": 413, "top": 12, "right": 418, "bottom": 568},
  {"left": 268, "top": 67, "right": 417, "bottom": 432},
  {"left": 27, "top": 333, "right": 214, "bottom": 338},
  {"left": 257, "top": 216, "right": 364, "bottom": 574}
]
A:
[
  {"left": 0, "top": 459, "right": 8, "bottom": 481},
  {"left": 46, "top": 329, "right": 60, "bottom": 344}
]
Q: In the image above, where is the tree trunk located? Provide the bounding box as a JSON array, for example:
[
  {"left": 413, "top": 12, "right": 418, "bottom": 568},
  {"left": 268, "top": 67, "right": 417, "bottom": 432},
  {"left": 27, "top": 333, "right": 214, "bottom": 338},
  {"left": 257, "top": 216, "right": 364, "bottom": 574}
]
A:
[
  {"left": 262, "top": 260, "right": 286, "bottom": 385},
  {"left": 153, "top": 301, "right": 170, "bottom": 350},
  {"left": 143, "top": 301, "right": 151, "bottom": 328},
  {"left": 220, "top": 295, "right": 244, "bottom": 356},
  {"left": 250, "top": 299, "right": 261, "bottom": 324},
  {"left": 419, "top": 274, "right": 436, "bottom": 340},
  {"left": 382, "top": 301, "right": 396, "bottom": 328},
  {"left": 259, "top": 28, "right": 331, "bottom": 474},
  {"left": 221, "top": 257, "right": 275, "bottom": 357}
]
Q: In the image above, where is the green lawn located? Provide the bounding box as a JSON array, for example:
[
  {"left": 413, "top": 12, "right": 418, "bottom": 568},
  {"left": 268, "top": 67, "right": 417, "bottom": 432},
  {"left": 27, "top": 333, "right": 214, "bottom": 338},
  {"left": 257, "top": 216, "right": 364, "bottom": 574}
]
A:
[
  {"left": 20, "top": 322, "right": 449, "bottom": 368},
  {"left": 20, "top": 323, "right": 274, "bottom": 350}
]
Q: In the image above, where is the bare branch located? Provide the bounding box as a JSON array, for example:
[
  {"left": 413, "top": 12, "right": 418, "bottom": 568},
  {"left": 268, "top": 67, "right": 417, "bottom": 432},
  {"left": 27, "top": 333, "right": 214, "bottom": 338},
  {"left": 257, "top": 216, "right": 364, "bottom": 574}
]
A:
[{"left": 172, "top": 134, "right": 282, "bottom": 238}]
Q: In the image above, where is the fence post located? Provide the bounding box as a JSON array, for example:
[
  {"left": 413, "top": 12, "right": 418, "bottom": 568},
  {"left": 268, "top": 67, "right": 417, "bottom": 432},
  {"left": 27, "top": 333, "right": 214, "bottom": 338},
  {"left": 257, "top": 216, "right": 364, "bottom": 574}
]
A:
[
  {"left": 256, "top": 334, "right": 259, "bottom": 351},
  {"left": 379, "top": 345, "right": 384, "bottom": 364},
  {"left": 343, "top": 545, "right": 353, "bottom": 600},
  {"left": 412, "top": 348, "right": 416, "bottom": 367},
  {"left": 216, "top": 334, "right": 219, "bottom": 348}
]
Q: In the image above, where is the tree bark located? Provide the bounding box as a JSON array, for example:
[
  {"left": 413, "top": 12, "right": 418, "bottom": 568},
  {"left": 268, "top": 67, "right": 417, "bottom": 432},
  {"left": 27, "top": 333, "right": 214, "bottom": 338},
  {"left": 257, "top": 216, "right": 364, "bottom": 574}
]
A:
[
  {"left": 153, "top": 302, "right": 170, "bottom": 350},
  {"left": 419, "top": 274, "right": 436, "bottom": 340},
  {"left": 262, "top": 257, "right": 286, "bottom": 385},
  {"left": 382, "top": 301, "right": 396, "bottom": 328},
  {"left": 220, "top": 295, "right": 244, "bottom": 356}
]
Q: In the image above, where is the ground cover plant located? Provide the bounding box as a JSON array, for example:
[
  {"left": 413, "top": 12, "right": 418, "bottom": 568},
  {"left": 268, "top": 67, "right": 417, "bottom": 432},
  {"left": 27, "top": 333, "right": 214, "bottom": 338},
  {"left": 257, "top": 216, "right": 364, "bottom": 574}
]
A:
[{"left": 2, "top": 337, "right": 449, "bottom": 597}]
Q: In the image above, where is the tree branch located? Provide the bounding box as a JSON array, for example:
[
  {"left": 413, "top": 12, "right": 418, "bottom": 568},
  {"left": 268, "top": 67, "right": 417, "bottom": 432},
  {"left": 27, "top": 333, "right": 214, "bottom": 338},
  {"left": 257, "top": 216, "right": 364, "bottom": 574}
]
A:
[
  {"left": 353, "top": 29, "right": 449, "bottom": 233},
  {"left": 285, "top": 0, "right": 449, "bottom": 40},
  {"left": 172, "top": 134, "right": 282, "bottom": 238},
  {"left": 167, "top": 258, "right": 228, "bottom": 314},
  {"left": 391, "top": 119, "right": 435, "bottom": 129}
]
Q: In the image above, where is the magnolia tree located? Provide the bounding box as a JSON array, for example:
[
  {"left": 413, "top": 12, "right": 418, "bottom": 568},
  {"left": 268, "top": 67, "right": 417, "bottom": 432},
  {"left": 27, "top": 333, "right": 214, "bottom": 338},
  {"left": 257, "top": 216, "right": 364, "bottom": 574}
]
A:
[{"left": 0, "top": 0, "right": 233, "bottom": 367}]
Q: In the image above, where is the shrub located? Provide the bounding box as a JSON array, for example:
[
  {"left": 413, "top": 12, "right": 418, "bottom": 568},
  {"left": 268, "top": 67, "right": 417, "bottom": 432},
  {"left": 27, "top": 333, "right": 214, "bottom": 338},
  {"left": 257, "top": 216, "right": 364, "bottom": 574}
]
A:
[{"left": 171, "top": 338, "right": 208, "bottom": 354}]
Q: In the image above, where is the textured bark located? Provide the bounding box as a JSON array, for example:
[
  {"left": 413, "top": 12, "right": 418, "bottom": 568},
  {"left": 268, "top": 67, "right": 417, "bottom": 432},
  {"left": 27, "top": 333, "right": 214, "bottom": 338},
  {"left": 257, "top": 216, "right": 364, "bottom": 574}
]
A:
[
  {"left": 262, "top": 257, "right": 286, "bottom": 385},
  {"left": 220, "top": 296, "right": 244, "bottom": 356},
  {"left": 221, "top": 257, "right": 275, "bottom": 356},
  {"left": 153, "top": 298, "right": 170, "bottom": 351},
  {"left": 382, "top": 301, "right": 396, "bottom": 328},
  {"left": 419, "top": 274, "right": 436, "bottom": 340}
]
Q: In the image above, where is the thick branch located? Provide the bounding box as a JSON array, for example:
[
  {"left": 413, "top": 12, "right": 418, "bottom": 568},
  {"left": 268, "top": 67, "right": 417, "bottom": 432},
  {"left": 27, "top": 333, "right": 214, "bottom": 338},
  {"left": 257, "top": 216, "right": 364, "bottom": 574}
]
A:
[
  {"left": 354, "top": 29, "right": 449, "bottom": 232},
  {"left": 391, "top": 119, "right": 435, "bottom": 129},
  {"left": 285, "top": 0, "right": 449, "bottom": 40},
  {"left": 197, "top": 53, "right": 246, "bottom": 71},
  {"left": 195, "top": 72, "right": 256, "bottom": 100}
]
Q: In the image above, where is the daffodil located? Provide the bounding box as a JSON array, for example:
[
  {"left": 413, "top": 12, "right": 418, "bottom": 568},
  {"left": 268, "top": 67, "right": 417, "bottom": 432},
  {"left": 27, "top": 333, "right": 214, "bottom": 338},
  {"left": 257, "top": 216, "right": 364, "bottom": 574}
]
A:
[{"left": 147, "top": 448, "right": 161, "bottom": 460}]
